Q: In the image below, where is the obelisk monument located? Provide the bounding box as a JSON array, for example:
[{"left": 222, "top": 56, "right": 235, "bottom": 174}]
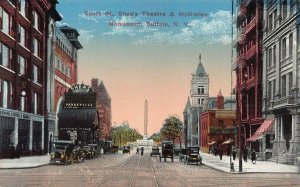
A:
[{"left": 144, "top": 99, "right": 148, "bottom": 138}]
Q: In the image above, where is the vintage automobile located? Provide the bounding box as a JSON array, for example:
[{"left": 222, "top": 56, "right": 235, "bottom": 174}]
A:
[
  {"left": 122, "top": 146, "right": 130, "bottom": 154},
  {"left": 159, "top": 141, "right": 174, "bottom": 162},
  {"left": 50, "top": 140, "right": 75, "bottom": 165},
  {"left": 73, "top": 146, "right": 85, "bottom": 163},
  {"left": 82, "top": 145, "right": 95, "bottom": 159},
  {"left": 179, "top": 148, "right": 187, "bottom": 162},
  {"left": 150, "top": 146, "right": 160, "bottom": 157},
  {"left": 185, "top": 146, "right": 202, "bottom": 165},
  {"left": 112, "top": 145, "right": 119, "bottom": 154},
  {"left": 88, "top": 144, "right": 101, "bottom": 158},
  {"left": 103, "top": 141, "right": 112, "bottom": 154}
]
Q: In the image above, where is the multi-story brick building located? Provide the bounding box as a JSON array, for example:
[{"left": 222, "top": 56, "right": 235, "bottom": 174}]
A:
[
  {"left": 200, "top": 91, "right": 236, "bottom": 154},
  {"left": 91, "top": 79, "right": 112, "bottom": 141},
  {"left": 50, "top": 25, "right": 82, "bottom": 142},
  {"left": 0, "top": 0, "right": 60, "bottom": 156},
  {"left": 234, "top": 0, "right": 264, "bottom": 149},
  {"left": 262, "top": 0, "right": 300, "bottom": 163}
]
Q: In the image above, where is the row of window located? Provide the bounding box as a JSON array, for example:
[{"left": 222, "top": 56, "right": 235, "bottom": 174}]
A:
[
  {"left": 56, "top": 36, "right": 73, "bottom": 58},
  {"left": 267, "top": 72, "right": 293, "bottom": 100},
  {"left": 0, "top": 42, "right": 42, "bottom": 84},
  {"left": 0, "top": 78, "right": 42, "bottom": 114},
  {"left": 6, "top": 0, "right": 43, "bottom": 32},
  {"left": 0, "top": 8, "right": 42, "bottom": 58},
  {"left": 55, "top": 57, "right": 71, "bottom": 78},
  {"left": 266, "top": 0, "right": 297, "bottom": 33},
  {"left": 267, "top": 32, "right": 295, "bottom": 68}
]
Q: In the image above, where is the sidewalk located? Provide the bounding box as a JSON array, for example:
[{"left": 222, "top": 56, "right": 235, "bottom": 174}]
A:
[
  {"left": 201, "top": 152, "right": 299, "bottom": 174},
  {"left": 0, "top": 155, "right": 50, "bottom": 169}
]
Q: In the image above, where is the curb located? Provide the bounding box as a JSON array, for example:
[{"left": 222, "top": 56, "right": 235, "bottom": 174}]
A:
[
  {"left": 0, "top": 163, "right": 50, "bottom": 170},
  {"left": 202, "top": 162, "right": 299, "bottom": 174}
]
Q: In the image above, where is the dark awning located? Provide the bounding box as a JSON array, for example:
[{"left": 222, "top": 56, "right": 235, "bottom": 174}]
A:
[{"left": 247, "top": 118, "right": 274, "bottom": 142}]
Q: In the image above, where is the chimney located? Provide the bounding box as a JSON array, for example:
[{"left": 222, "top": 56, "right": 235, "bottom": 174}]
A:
[
  {"left": 217, "top": 90, "right": 224, "bottom": 109},
  {"left": 91, "top": 78, "right": 99, "bottom": 91}
]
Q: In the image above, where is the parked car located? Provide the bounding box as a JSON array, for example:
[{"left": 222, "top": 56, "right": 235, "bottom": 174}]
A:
[
  {"left": 185, "top": 146, "right": 202, "bottom": 165},
  {"left": 150, "top": 146, "right": 160, "bottom": 156},
  {"left": 122, "top": 146, "right": 130, "bottom": 154},
  {"left": 88, "top": 144, "right": 101, "bottom": 158},
  {"left": 50, "top": 140, "right": 75, "bottom": 165},
  {"left": 159, "top": 141, "right": 174, "bottom": 162},
  {"left": 82, "top": 145, "right": 94, "bottom": 159},
  {"left": 73, "top": 146, "right": 85, "bottom": 163}
]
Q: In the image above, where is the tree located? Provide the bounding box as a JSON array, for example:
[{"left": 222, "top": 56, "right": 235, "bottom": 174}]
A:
[
  {"left": 160, "top": 115, "right": 183, "bottom": 147},
  {"left": 150, "top": 132, "right": 161, "bottom": 143},
  {"left": 110, "top": 124, "right": 142, "bottom": 146}
]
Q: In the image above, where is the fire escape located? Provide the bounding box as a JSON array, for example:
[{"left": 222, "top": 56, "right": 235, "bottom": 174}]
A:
[{"left": 235, "top": 0, "right": 263, "bottom": 143}]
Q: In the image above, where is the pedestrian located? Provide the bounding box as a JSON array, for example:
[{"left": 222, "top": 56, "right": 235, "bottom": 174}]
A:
[
  {"left": 136, "top": 147, "right": 139, "bottom": 154},
  {"left": 251, "top": 149, "right": 256, "bottom": 164},
  {"left": 219, "top": 147, "right": 223, "bottom": 160},
  {"left": 141, "top": 147, "right": 144, "bottom": 156},
  {"left": 232, "top": 148, "right": 237, "bottom": 161},
  {"left": 243, "top": 146, "right": 248, "bottom": 162}
]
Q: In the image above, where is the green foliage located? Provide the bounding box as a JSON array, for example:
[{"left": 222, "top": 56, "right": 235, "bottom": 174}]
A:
[
  {"left": 110, "top": 124, "right": 142, "bottom": 146},
  {"left": 150, "top": 132, "right": 161, "bottom": 142},
  {"left": 160, "top": 115, "right": 183, "bottom": 142}
]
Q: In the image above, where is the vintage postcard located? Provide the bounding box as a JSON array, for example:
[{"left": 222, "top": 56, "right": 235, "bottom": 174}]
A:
[{"left": 0, "top": 0, "right": 299, "bottom": 186}]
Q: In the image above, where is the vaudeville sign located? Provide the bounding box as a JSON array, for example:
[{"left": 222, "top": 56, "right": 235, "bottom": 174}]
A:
[{"left": 63, "top": 84, "right": 96, "bottom": 109}]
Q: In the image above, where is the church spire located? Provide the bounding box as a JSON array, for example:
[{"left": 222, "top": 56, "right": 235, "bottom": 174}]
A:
[{"left": 195, "top": 53, "right": 207, "bottom": 77}]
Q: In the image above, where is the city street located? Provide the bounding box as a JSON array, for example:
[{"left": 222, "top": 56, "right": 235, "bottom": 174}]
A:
[{"left": 0, "top": 147, "right": 299, "bottom": 187}]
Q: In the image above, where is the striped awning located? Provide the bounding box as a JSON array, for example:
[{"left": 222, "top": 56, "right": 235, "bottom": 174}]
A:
[{"left": 247, "top": 118, "right": 274, "bottom": 142}]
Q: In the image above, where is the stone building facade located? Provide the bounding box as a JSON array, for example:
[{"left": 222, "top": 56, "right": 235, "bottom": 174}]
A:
[
  {"left": 183, "top": 55, "right": 209, "bottom": 147},
  {"left": 262, "top": 0, "right": 300, "bottom": 162}
]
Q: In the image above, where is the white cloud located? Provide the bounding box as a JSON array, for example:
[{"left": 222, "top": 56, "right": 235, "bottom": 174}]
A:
[
  {"left": 79, "top": 13, "right": 99, "bottom": 23},
  {"left": 78, "top": 29, "right": 95, "bottom": 44},
  {"left": 56, "top": 21, "right": 69, "bottom": 27},
  {"left": 135, "top": 10, "right": 232, "bottom": 45}
]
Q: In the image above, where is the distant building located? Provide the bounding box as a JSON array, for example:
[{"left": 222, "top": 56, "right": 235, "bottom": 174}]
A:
[
  {"left": 200, "top": 90, "right": 236, "bottom": 154},
  {"left": 183, "top": 54, "right": 209, "bottom": 147},
  {"left": 91, "top": 79, "right": 112, "bottom": 141}
]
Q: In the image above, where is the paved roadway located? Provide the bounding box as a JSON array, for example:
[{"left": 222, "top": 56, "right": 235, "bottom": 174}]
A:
[{"left": 0, "top": 147, "right": 299, "bottom": 187}]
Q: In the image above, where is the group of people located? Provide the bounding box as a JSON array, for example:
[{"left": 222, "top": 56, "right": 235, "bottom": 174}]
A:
[
  {"left": 210, "top": 145, "right": 257, "bottom": 164},
  {"left": 209, "top": 145, "right": 224, "bottom": 160},
  {"left": 232, "top": 146, "right": 257, "bottom": 164},
  {"left": 243, "top": 146, "right": 257, "bottom": 164},
  {"left": 136, "top": 147, "right": 144, "bottom": 156}
]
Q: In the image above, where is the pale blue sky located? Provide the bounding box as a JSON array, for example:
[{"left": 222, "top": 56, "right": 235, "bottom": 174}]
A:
[{"left": 56, "top": 0, "right": 234, "bottom": 134}]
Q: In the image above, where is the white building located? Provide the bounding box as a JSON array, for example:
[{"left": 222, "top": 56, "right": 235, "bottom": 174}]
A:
[{"left": 183, "top": 55, "right": 209, "bottom": 147}]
